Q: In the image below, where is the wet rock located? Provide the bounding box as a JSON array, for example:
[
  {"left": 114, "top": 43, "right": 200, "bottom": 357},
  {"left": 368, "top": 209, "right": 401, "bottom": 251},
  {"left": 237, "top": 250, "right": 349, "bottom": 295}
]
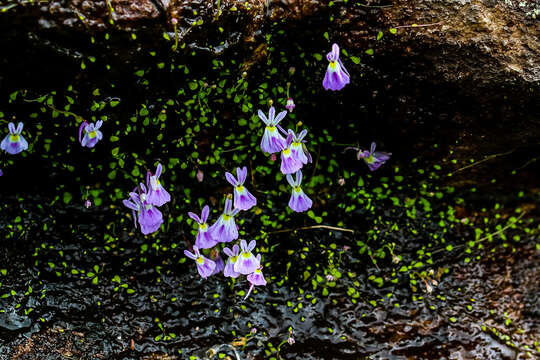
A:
[
  {"left": 371, "top": 0, "right": 540, "bottom": 89},
  {"left": 3, "top": 0, "right": 538, "bottom": 90},
  {"left": 0, "top": 310, "right": 32, "bottom": 332}
]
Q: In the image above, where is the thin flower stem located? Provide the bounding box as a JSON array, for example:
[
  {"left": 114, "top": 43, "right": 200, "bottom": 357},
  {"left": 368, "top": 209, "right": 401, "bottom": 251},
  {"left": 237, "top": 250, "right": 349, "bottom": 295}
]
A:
[
  {"left": 221, "top": 145, "right": 248, "bottom": 153},
  {"left": 394, "top": 21, "right": 443, "bottom": 29},
  {"left": 356, "top": 3, "right": 393, "bottom": 8},
  {"left": 266, "top": 225, "right": 354, "bottom": 236},
  {"left": 311, "top": 145, "right": 321, "bottom": 179},
  {"left": 448, "top": 149, "right": 515, "bottom": 176},
  {"left": 513, "top": 155, "right": 539, "bottom": 172},
  {"left": 249, "top": 158, "right": 255, "bottom": 188},
  {"left": 328, "top": 142, "right": 358, "bottom": 147},
  {"left": 172, "top": 22, "right": 179, "bottom": 51}
]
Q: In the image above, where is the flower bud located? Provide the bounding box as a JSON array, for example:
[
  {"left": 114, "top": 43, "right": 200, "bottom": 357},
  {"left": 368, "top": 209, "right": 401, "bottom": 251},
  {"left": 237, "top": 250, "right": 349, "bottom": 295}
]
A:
[
  {"left": 196, "top": 169, "right": 204, "bottom": 182},
  {"left": 286, "top": 98, "right": 295, "bottom": 112}
]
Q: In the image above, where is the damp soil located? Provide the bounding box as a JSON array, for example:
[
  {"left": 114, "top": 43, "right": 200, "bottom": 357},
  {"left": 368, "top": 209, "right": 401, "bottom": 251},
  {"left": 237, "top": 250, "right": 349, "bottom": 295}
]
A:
[{"left": 0, "top": 180, "right": 538, "bottom": 360}]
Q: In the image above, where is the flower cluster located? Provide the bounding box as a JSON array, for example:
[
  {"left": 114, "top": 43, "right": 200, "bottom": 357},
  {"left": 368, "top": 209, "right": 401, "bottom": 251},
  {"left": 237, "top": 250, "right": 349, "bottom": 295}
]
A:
[
  {"left": 257, "top": 107, "right": 313, "bottom": 213},
  {"left": 184, "top": 167, "right": 266, "bottom": 297},
  {"left": 122, "top": 163, "right": 171, "bottom": 235}
]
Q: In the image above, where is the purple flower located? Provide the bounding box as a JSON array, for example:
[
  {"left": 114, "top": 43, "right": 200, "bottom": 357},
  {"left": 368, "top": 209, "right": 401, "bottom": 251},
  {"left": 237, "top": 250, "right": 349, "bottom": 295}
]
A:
[
  {"left": 322, "top": 43, "right": 350, "bottom": 91},
  {"left": 122, "top": 184, "right": 163, "bottom": 235},
  {"left": 286, "top": 170, "right": 312, "bottom": 212},
  {"left": 257, "top": 106, "right": 287, "bottom": 154},
  {"left": 212, "top": 252, "right": 225, "bottom": 275},
  {"left": 0, "top": 169, "right": 3, "bottom": 176},
  {"left": 79, "top": 120, "right": 103, "bottom": 148},
  {"left": 280, "top": 132, "right": 303, "bottom": 175},
  {"left": 210, "top": 198, "right": 239, "bottom": 243},
  {"left": 85, "top": 199, "right": 92, "bottom": 208},
  {"left": 223, "top": 245, "right": 241, "bottom": 278},
  {"left": 123, "top": 191, "right": 143, "bottom": 229},
  {"left": 234, "top": 239, "right": 260, "bottom": 275},
  {"left": 146, "top": 163, "right": 171, "bottom": 206},
  {"left": 188, "top": 205, "right": 217, "bottom": 249},
  {"left": 244, "top": 255, "right": 266, "bottom": 300},
  {"left": 184, "top": 245, "right": 216, "bottom": 279},
  {"left": 1, "top": 122, "right": 28, "bottom": 155},
  {"left": 247, "top": 256, "right": 266, "bottom": 286},
  {"left": 345, "top": 142, "right": 392, "bottom": 171},
  {"left": 138, "top": 184, "right": 164, "bottom": 235},
  {"left": 225, "top": 166, "right": 257, "bottom": 211},
  {"left": 288, "top": 129, "right": 311, "bottom": 167},
  {"left": 286, "top": 98, "right": 295, "bottom": 112}
]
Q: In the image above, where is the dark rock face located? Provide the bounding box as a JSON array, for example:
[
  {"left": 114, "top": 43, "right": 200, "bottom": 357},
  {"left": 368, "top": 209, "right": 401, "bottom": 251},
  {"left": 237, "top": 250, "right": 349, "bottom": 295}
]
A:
[
  {"left": 4, "top": 0, "right": 538, "bottom": 90},
  {"left": 0, "top": 0, "right": 538, "bottom": 190},
  {"left": 377, "top": 0, "right": 539, "bottom": 88}
]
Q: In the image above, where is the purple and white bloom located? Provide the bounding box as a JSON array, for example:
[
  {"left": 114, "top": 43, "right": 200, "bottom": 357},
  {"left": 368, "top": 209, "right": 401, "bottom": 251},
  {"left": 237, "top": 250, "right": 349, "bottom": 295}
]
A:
[
  {"left": 210, "top": 198, "right": 239, "bottom": 243},
  {"left": 0, "top": 169, "right": 3, "bottom": 176},
  {"left": 247, "top": 256, "right": 266, "bottom": 286},
  {"left": 345, "top": 142, "right": 392, "bottom": 171},
  {"left": 280, "top": 132, "right": 303, "bottom": 175},
  {"left": 322, "top": 43, "right": 350, "bottom": 91},
  {"left": 212, "top": 252, "right": 225, "bottom": 275},
  {"left": 257, "top": 106, "right": 287, "bottom": 154},
  {"left": 286, "top": 98, "right": 295, "bottom": 112},
  {"left": 137, "top": 184, "right": 164, "bottom": 235},
  {"left": 123, "top": 191, "right": 143, "bottom": 229},
  {"left": 286, "top": 170, "right": 313, "bottom": 212},
  {"left": 79, "top": 120, "right": 103, "bottom": 148},
  {"left": 361, "top": 142, "right": 392, "bottom": 171},
  {"left": 1, "top": 122, "right": 28, "bottom": 155},
  {"left": 225, "top": 166, "right": 257, "bottom": 211},
  {"left": 184, "top": 245, "right": 216, "bottom": 279},
  {"left": 188, "top": 205, "right": 217, "bottom": 249},
  {"left": 123, "top": 188, "right": 162, "bottom": 235},
  {"left": 223, "top": 245, "right": 241, "bottom": 278},
  {"left": 146, "top": 163, "right": 171, "bottom": 207},
  {"left": 244, "top": 255, "right": 266, "bottom": 300},
  {"left": 288, "top": 129, "right": 311, "bottom": 167},
  {"left": 234, "top": 239, "right": 260, "bottom": 275}
]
